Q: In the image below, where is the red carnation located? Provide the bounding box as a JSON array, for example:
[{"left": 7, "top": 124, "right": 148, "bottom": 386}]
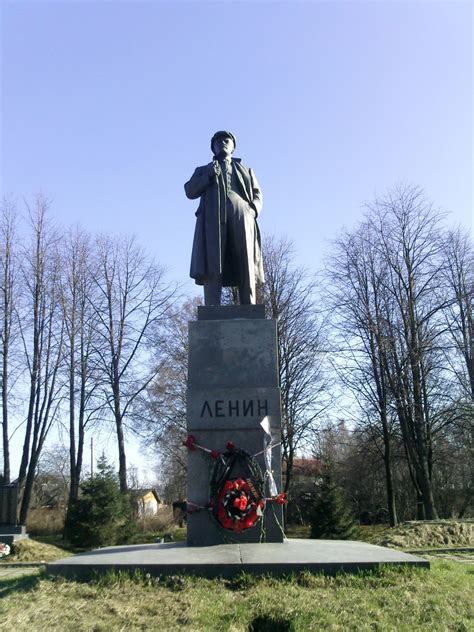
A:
[
  {"left": 276, "top": 492, "right": 287, "bottom": 505},
  {"left": 210, "top": 449, "right": 220, "bottom": 460},
  {"left": 183, "top": 435, "right": 196, "bottom": 450},
  {"left": 233, "top": 495, "right": 248, "bottom": 511},
  {"left": 243, "top": 515, "right": 256, "bottom": 529},
  {"left": 223, "top": 480, "right": 235, "bottom": 492},
  {"left": 226, "top": 441, "right": 235, "bottom": 451}
]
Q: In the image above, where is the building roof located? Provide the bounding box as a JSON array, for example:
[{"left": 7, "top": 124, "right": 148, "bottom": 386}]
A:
[{"left": 129, "top": 488, "right": 162, "bottom": 503}]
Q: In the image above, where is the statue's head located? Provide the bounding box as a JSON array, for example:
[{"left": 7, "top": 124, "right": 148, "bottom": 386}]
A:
[{"left": 211, "top": 131, "right": 236, "bottom": 157}]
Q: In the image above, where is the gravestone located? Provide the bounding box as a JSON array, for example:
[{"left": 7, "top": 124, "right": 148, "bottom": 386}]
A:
[
  {"left": 0, "top": 483, "right": 28, "bottom": 545},
  {"left": 186, "top": 305, "right": 284, "bottom": 546}
]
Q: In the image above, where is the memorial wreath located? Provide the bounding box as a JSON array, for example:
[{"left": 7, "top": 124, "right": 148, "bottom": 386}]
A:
[{"left": 184, "top": 435, "right": 286, "bottom": 532}]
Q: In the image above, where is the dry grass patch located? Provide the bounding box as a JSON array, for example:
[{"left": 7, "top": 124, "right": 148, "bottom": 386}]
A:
[
  {"left": 286, "top": 521, "right": 474, "bottom": 550},
  {"left": 0, "top": 538, "right": 70, "bottom": 563},
  {"left": 27, "top": 507, "right": 65, "bottom": 535},
  {"left": 376, "top": 520, "right": 474, "bottom": 550},
  {"left": 135, "top": 506, "right": 175, "bottom": 533}
]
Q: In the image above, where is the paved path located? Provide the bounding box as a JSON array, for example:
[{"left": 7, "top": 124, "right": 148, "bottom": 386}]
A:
[
  {"left": 407, "top": 547, "right": 474, "bottom": 565},
  {"left": 432, "top": 552, "right": 474, "bottom": 565},
  {"left": 0, "top": 566, "right": 39, "bottom": 580}
]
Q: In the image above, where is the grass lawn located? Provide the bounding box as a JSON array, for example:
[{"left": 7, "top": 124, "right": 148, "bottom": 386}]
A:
[{"left": 0, "top": 558, "right": 472, "bottom": 631}]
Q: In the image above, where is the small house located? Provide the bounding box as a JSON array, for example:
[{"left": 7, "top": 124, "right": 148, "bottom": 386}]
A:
[{"left": 131, "top": 488, "right": 163, "bottom": 518}]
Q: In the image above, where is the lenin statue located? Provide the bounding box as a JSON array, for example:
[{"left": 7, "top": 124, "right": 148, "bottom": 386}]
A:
[{"left": 184, "top": 131, "right": 264, "bottom": 305}]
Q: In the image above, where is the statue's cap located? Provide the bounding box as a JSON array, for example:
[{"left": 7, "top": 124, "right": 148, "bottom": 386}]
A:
[{"left": 211, "top": 130, "right": 236, "bottom": 151}]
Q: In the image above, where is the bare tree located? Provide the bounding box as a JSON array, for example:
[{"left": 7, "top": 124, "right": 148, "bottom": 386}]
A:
[
  {"left": 374, "top": 185, "right": 449, "bottom": 519},
  {"left": 35, "top": 443, "right": 71, "bottom": 509},
  {"left": 137, "top": 297, "right": 199, "bottom": 503},
  {"left": 441, "top": 227, "right": 473, "bottom": 401},
  {"left": 327, "top": 220, "right": 399, "bottom": 525},
  {"left": 0, "top": 198, "right": 18, "bottom": 483},
  {"left": 17, "top": 197, "right": 66, "bottom": 523},
  {"left": 59, "top": 228, "right": 103, "bottom": 510},
  {"left": 439, "top": 227, "right": 473, "bottom": 515},
  {"left": 262, "top": 236, "right": 330, "bottom": 498},
  {"left": 91, "top": 235, "right": 177, "bottom": 492},
  {"left": 328, "top": 184, "right": 455, "bottom": 521}
]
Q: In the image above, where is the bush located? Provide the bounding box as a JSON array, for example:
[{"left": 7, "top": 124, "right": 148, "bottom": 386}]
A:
[
  {"left": 64, "top": 456, "right": 136, "bottom": 548},
  {"left": 310, "top": 460, "right": 359, "bottom": 540}
]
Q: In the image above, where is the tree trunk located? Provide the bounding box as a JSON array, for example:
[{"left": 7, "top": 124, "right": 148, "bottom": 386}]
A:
[
  {"left": 371, "top": 328, "right": 397, "bottom": 527},
  {"left": 19, "top": 452, "right": 39, "bottom": 524},
  {"left": 417, "top": 461, "right": 438, "bottom": 519},
  {"left": 18, "top": 369, "right": 37, "bottom": 487},
  {"left": 416, "top": 490, "right": 425, "bottom": 520},
  {"left": 71, "top": 359, "right": 87, "bottom": 502},
  {"left": 381, "top": 424, "right": 397, "bottom": 527},
  {"left": 68, "top": 341, "right": 77, "bottom": 503},
  {"left": 116, "top": 415, "right": 128, "bottom": 492},
  {"left": 2, "top": 349, "right": 10, "bottom": 483},
  {"left": 113, "top": 378, "right": 127, "bottom": 492}
]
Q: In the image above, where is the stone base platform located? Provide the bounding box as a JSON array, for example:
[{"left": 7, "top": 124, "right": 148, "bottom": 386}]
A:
[{"left": 47, "top": 539, "right": 428, "bottom": 580}]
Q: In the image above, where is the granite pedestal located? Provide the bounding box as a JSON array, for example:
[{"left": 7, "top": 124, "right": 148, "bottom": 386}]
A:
[{"left": 186, "top": 305, "right": 284, "bottom": 546}]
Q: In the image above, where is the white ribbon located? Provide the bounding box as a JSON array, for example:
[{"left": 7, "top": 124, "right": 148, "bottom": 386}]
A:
[{"left": 260, "top": 416, "right": 278, "bottom": 497}]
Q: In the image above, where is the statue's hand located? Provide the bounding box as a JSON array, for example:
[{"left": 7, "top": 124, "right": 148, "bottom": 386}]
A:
[{"left": 207, "top": 161, "right": 220, "bottom": 181}]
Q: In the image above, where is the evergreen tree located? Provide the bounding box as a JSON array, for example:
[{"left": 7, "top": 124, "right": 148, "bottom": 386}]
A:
[
  {"left": 310, "top": 460, "right": 359, "bottom": 539},
  {"left": 64, "top": 454, "right": 135, "bottom": 548}
]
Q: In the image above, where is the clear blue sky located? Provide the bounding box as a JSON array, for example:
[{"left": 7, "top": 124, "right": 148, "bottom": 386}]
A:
[{"left": 1, "top": 0, "right": 472, "bottom": 480}]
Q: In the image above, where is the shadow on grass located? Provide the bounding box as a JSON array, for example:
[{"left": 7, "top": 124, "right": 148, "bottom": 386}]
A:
[
  {"left": 248, "top": 614, "right": 295, "bottom": 631},
  {"left": 224, "top": 564, "right": 429, "bottom": 592},
  {"left": 0, "top": 572, "right": 41, "bottom": 599}
]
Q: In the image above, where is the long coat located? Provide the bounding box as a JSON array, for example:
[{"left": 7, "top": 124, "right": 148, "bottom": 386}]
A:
[{"left": 184, "top": 158, "right": 264, "bottom": 287}]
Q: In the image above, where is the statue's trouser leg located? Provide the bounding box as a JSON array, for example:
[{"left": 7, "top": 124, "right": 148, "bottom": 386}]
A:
[
  {"left": 203, "top": 221, "right": 228, "bottom": 306},
  {"left": 203, "top": 279, "right": 223, "bottom": 306},
  {"left": 227, "top": 199, "right": 256, "bottom": 305}
]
